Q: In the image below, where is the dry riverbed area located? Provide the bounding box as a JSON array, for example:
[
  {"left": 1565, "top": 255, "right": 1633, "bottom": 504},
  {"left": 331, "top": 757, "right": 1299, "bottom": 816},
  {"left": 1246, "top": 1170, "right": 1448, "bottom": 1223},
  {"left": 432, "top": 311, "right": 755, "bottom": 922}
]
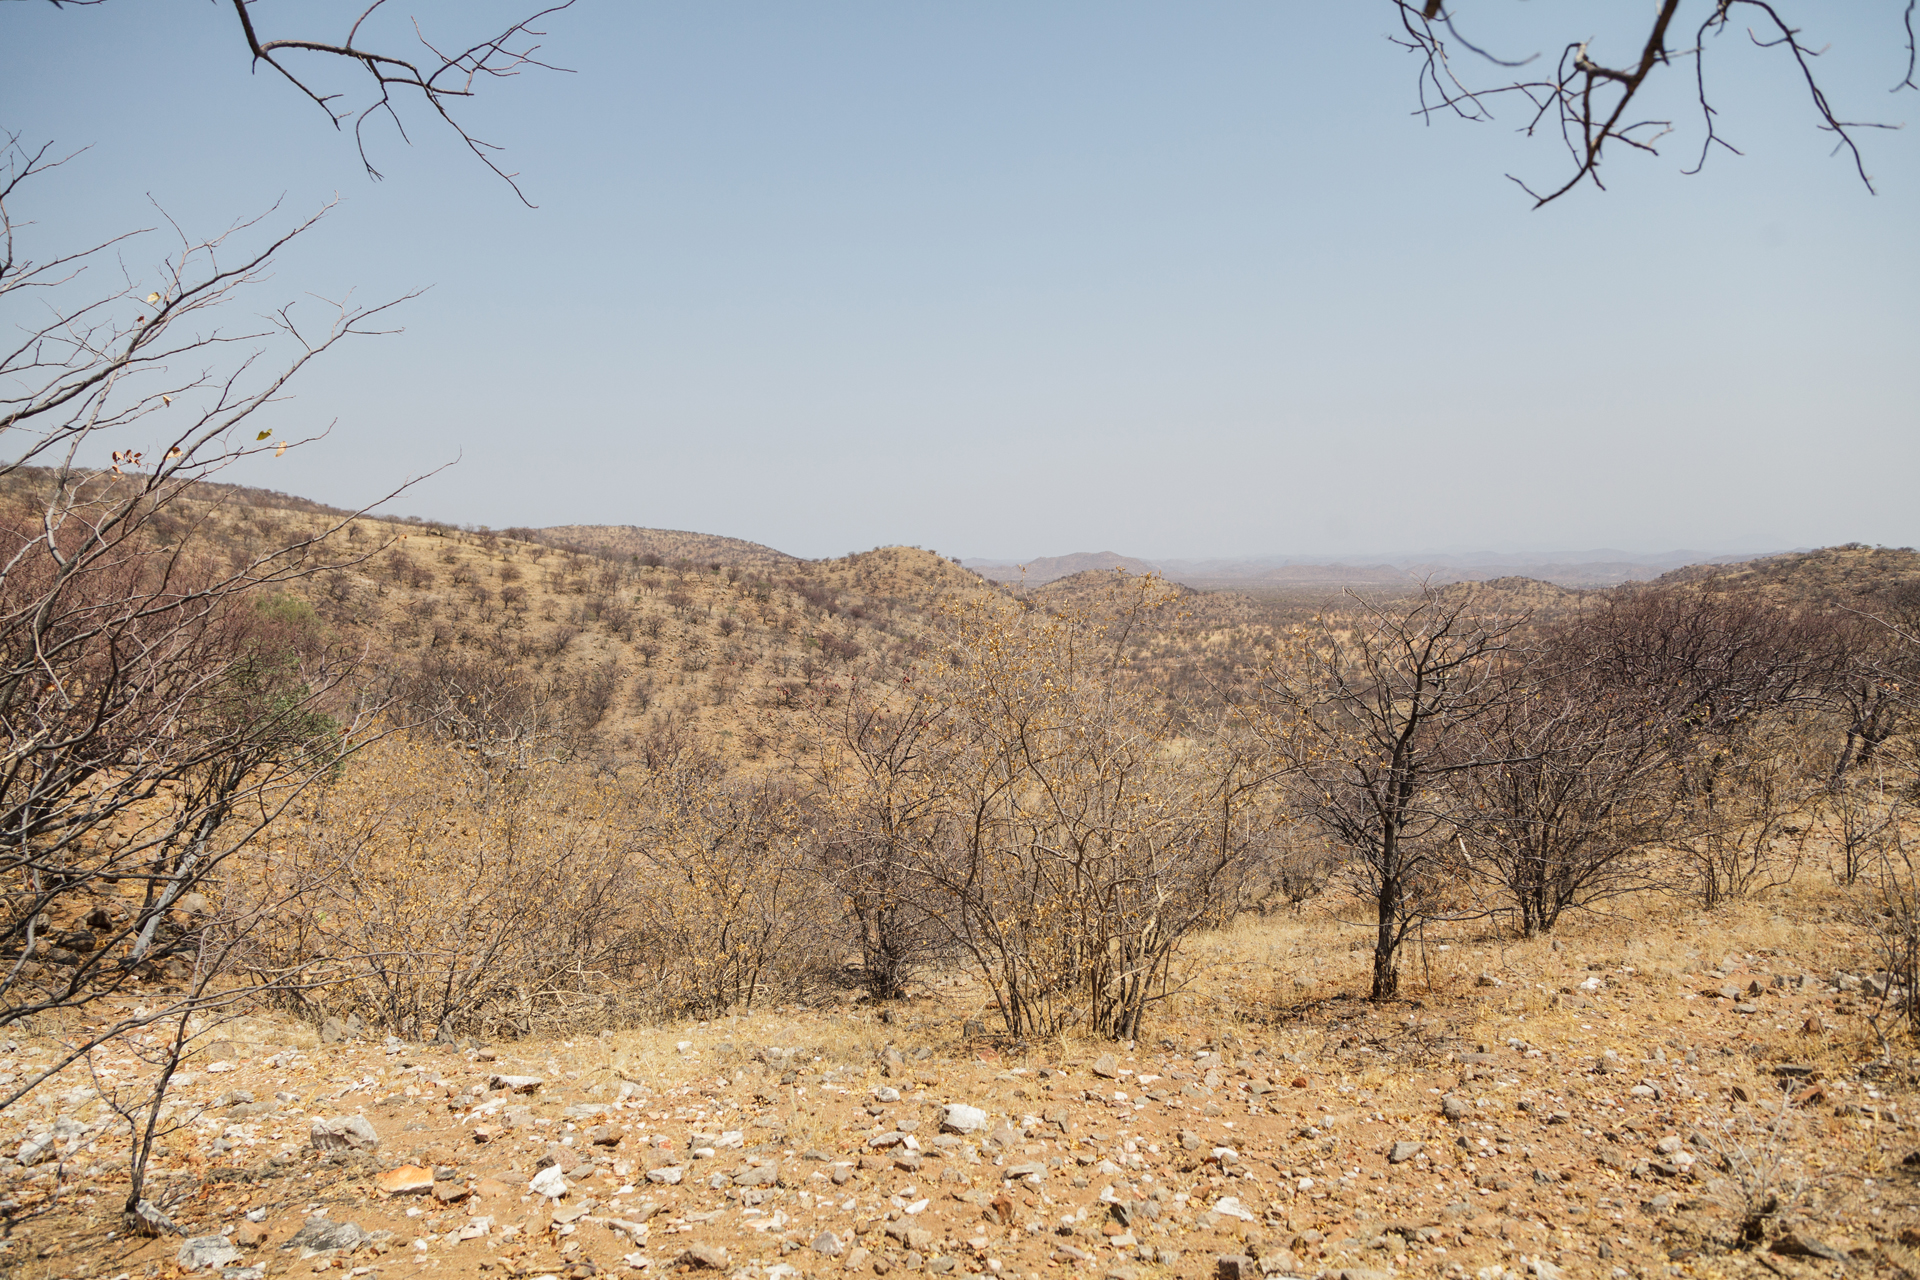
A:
[{"left": 2, "top": 900, "right": 1917, "bottom": 1280}]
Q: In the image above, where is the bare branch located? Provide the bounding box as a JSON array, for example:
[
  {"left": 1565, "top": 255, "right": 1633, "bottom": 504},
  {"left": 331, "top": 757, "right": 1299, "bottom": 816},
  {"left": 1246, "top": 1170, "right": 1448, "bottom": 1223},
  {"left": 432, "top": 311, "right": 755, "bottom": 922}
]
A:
[{"left": 1390, "top": 3, "right": 1909, "bottom": 207}]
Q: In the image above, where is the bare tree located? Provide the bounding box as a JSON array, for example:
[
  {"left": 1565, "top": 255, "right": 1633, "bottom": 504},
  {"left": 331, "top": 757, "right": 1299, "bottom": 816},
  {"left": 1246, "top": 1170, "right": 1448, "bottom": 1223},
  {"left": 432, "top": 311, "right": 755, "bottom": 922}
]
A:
[
  {"left": 802, "top": 676, "right": 962, "bottom": 1001},
  {"left": 1449, "top": 641, "right": 1677, "bottom": 935},
  {"left": 911, "top": 579, "right": 1268, "bottom": 1040},
  {"left": 1390, "top": 2, "right": 1915, "bottom": 206},
  {"left": 1570, "top": 581, "right": 1843, "bottom": 905},
  {"left": 1828, "top": 582, "right": 1920, "bottom": 778},
  {"left": 1257, "top": 586, "right": 1519, "bottom": 1000},
  {"left": 0, "top": 138, "right": 420, "bottom": 1225}
]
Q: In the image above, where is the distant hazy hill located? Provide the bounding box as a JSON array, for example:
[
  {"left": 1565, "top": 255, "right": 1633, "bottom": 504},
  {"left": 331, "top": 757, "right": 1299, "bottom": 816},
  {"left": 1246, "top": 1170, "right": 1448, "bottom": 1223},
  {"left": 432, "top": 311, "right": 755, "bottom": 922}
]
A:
[
  {"left": 963, "top": 547, "right": 1774, "bottom": 591},
  {"left": 539, "top": 524, "right": 800, "bottom": 571},
  {"left": 1155, "top": 548, "right": 1769, "bottom": 590},
  {"left": 1647, "top": 543, "right": 1920, "bottom": 605},
  {"left": 963, "top": 551, "right": 1157, "bottom": 585}
]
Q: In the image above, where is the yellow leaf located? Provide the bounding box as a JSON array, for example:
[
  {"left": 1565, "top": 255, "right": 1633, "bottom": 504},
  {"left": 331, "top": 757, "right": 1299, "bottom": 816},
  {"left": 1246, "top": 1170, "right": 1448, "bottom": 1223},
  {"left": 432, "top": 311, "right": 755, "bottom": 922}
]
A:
[
  {"left": 146, "top": 292, "right": 160, "bottom": 304},
  {"left": 275, "top": 442, "right": 288, "bottom": 457},
  {"left": 255, "top": 430, "right": 272, "bottom": 441}
]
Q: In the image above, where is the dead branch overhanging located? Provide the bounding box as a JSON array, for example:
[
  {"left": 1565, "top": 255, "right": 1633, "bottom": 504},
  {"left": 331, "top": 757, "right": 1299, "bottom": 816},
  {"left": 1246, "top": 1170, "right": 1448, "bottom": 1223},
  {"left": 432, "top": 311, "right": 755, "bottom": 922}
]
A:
[
  {"left": 37, "top": 1, "right": 574, "bottom": 206},
  {"left": 1390, "top": 2, "right": 1912, "bottom": 208}
]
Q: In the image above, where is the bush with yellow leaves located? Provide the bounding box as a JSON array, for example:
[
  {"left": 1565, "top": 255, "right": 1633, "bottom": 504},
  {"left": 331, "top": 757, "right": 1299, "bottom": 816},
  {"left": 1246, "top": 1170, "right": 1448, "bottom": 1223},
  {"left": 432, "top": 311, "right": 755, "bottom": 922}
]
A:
[{"left": 240, "top": 735, "right": 836, "bottom": 1036}]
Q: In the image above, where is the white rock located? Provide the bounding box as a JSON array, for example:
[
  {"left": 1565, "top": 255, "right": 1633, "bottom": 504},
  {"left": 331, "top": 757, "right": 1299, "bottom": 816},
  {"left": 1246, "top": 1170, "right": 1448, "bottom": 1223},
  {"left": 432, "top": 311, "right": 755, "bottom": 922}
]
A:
[
  {"left": 942, "top": 1103, "right": 989, "bottom": 1134},
  {"left": 530, "top": 1166, "right": 570, "bottom": 1198},
  {"left": 645, "top": 1166, "right": 684, "bottom": 1185},
  {"left": 1212, "top": 1196, "right": 1258, "bottom": 1222},
  {"left": 490, "top": 1075, "right": 544, "bottom": 1094},
  {"left": 458, "top": 1217, "right": 492, "bottom": 1241},
  {"left": 177, "top": 1236, "right": 241, "bottom": 1271}
]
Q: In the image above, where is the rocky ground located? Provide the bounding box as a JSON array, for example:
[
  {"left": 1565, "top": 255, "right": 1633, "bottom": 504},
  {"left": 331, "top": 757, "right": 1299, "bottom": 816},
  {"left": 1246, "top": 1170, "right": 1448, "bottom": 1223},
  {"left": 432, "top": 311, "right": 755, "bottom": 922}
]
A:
[{"left": 1, "top": 895, "right": 1917, "bottom": 1280}]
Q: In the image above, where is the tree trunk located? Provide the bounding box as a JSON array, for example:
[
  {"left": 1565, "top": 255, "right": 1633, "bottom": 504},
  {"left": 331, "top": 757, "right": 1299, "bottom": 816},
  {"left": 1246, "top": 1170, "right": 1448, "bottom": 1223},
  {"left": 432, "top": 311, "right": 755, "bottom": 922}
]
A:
[{"left": 1370, "top": 876, "right": 1400, "bottom": 1000}]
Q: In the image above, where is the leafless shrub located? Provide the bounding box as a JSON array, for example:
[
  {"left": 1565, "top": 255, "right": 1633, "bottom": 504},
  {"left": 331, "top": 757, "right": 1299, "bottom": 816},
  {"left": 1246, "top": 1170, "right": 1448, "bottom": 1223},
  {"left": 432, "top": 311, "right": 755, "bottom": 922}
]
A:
[
  {"left": 1692, "top": 1093, "right": 1813, "bottom": 1249},
  {"left": 911, "top": 578, "right": 1271, "bottom": 1039},
  {"left": 249, "top": 737, "right": 649, "bottom": 1038},
  {"left": 1254, "top": 585, "right": 1520, "bottom": 998},
  {"left": 626, "top": 770, "right": 838, "bottom": 1016}
]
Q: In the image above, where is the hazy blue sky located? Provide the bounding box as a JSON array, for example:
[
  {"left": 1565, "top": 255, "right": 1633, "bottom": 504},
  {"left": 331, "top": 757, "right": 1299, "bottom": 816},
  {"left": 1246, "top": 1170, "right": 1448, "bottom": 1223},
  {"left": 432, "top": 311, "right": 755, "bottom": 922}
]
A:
[{"left": 5, "top": 2, "right": 1916, "bottom": 559}]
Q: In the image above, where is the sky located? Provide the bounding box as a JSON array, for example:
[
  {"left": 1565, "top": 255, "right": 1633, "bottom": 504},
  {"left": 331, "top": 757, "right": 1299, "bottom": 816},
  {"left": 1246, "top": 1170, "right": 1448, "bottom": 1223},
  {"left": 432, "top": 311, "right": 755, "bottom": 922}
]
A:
[{"left": 4, "top": 2, "right": 1917, "bottom": 561}]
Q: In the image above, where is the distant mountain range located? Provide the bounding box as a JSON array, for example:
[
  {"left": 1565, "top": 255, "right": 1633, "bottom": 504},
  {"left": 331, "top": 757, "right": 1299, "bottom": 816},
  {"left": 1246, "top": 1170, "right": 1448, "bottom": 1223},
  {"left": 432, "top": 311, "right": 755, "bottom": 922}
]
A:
[{"left": 962, "top": 548, "right": 1788, "bottom": 589}]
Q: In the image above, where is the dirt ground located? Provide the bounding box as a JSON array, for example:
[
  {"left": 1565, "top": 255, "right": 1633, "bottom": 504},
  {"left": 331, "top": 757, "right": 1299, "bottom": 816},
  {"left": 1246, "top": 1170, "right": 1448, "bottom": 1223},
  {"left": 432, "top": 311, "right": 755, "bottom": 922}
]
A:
[{"left": 2, "top": 877, "right": 1916, "bottom": 1280}]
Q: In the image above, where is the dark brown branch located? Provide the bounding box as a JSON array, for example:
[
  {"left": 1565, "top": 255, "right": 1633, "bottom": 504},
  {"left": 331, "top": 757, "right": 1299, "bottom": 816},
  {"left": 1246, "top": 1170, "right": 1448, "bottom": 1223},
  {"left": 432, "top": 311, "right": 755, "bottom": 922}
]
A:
[{"left": 1391, "top": 2, "right": 1908, "bottom": 208}]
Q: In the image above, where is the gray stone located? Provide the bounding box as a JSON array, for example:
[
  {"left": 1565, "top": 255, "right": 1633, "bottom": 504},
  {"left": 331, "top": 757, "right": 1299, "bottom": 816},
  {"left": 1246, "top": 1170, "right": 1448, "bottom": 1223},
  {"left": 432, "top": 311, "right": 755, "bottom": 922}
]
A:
[
  {"left": 128, "top": 1199, "right": 181, "bottom": 1236},
  {"left": 679, "top": 1244, "right": 730, "bottom": 1269},
  {"left": 1771, "top": 1226, "right": 1848, "bottom": 1263},
  {"left": 1217, "top": 1255, "right": 1257, "bottom": 1280},
  {"left": 489, "top": 1074, "right": 544, "bottom": 1094},
  {"left": 1388, "top": 1140, "right": 1424, "bottom": 1164},
  {"left": 1441, "top": 1094, "right": 1469, "bottom": 1121},
  {"left": 308, "top": 1115, "right": 379, "bottom": 1151},
  {"left": 284, "top": 1216, "right": 371, "bottom": 1253},
  {"left": 1091, "top": 1054, "right": 1120, "bottom": 1079},
  {"left": 177, "top": 1236, "right": 241, "bottom": 1271},
  {"left": 318, "top": 1013, "right": 367, "bottom": 1043},
  {"left": 811, "top": 1229, "right": 844, "bottom": 1257},
  {"left": 1003, "top": 1161, "right": 1047, "bottom": 1180},
  {"left": 734, "top": 1162, "right": 779, "bottom": 1187}
]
